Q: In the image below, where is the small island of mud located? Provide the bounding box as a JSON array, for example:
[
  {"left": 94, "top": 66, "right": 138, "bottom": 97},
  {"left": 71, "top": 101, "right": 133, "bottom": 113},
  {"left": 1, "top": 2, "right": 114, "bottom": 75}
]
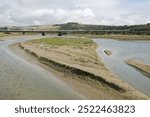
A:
[
  {"left": 104, "top": 49, "right": 112, "bottom": 56},
  {"left": 125, "top": 59, "right": 150, "bottom": 78},
  {"left": 16, "top": 37, "right": 148, "bottom": 99}
]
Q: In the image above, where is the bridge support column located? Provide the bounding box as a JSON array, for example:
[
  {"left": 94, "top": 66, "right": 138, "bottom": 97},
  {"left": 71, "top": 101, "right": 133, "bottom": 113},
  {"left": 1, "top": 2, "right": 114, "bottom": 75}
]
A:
[{"left": 42, "top": 32, "right": 45, "bottom": 36}]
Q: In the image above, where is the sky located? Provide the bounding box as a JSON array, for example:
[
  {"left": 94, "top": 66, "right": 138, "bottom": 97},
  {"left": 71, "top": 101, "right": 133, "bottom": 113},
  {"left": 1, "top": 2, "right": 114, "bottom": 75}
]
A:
[{"left": 0, "top": 0, "right": 150, "bottom": 26}]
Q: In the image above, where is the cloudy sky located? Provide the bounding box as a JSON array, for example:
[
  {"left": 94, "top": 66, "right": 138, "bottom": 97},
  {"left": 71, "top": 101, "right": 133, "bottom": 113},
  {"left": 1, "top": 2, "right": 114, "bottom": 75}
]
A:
[{"left": 0, "top": 0, "right": 150, "bottom": 26}]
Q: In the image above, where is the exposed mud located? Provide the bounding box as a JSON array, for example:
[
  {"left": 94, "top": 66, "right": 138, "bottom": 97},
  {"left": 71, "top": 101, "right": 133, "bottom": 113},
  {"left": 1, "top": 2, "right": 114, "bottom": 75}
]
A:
[{"left": 17, "top": 42, "right": 149, "bottom": 99}]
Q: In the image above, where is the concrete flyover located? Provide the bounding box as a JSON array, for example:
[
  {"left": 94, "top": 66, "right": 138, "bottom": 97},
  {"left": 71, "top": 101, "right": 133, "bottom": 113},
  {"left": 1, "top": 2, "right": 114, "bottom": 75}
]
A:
[{"left": 0, "top": 30, "right": 149, "bottom": 36}]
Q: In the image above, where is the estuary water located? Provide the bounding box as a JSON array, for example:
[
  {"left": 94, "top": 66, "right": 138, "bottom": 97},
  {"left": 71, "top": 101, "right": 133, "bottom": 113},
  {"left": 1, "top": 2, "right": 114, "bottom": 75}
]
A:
[
  {"left": 94, "top": 39, "right": 150, "bottom": 96},
  {"left": 0, "top": 38, "right": 84, "bottom": 99}
]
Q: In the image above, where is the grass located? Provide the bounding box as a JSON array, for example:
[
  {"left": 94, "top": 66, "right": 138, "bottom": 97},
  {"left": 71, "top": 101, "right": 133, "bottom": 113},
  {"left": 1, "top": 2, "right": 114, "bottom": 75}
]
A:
[
  {"left": 0, "top": 32, "right": 23, "bottom": 37},
  {"left": 70, "top": 34, "right": 150, "bottom": 40},
  {"left": 31, "top": 37, "right": 94, "bottom": 46},
  {"left": 98, "top": 34, "right": 150, "bottom": 40},
  {"left": 0, "top": 32, "right": 10, "bottom": 37},
  {"left": 0, "top": 32, "right": 36, "bottom": 38}
]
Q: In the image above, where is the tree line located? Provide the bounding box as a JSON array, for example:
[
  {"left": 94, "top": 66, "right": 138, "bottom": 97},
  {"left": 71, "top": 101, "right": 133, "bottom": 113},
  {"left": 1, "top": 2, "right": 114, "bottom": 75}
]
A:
[{"left": 54, "top": 22, "right": 150, "bottom": 35}]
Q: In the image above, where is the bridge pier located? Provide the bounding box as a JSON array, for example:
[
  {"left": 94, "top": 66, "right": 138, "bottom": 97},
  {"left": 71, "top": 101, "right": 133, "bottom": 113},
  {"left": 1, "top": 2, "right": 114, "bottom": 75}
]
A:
[
  {"left": 58, "top": 32, "right": 62, "bottom": 36},
  {"left": 22, "top": 32, "right": 25, "bottom": 35},
  {"left": 41, "top": 32, "right": 45, "bottom": 36}
]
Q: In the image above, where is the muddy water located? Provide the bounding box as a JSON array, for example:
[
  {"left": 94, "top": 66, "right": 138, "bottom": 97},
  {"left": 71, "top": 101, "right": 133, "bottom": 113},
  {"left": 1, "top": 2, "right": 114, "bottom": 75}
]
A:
[
  {"left": 94, "top": 39, "right": 150, "bottom": 96},
  {"left": 0, "top": 38, "right": 84, "bottom": 99}
]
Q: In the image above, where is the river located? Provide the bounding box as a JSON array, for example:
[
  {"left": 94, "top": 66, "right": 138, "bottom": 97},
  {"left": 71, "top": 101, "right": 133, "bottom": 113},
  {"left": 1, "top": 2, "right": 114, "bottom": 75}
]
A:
[
  {"left": 0, "top": 37, "right": 84, "bottom": 99},
  {"left": 94, "top": 39, "right": 150, "bottom": 97}
]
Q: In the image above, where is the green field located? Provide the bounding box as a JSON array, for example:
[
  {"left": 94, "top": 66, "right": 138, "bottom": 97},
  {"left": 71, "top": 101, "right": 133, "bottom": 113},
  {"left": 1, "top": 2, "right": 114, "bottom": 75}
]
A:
[
  {"left": 97, "top": 34, "right": 150, "bottom": 40},
  {"left": 0, "top": 32, "right": 11, "bottom": 37},
  {"left": 31, "top": 37, "right": 94, "bottom": 46},
  {"left": 71, "top": 34, "right": 150, "bottom": 40}
]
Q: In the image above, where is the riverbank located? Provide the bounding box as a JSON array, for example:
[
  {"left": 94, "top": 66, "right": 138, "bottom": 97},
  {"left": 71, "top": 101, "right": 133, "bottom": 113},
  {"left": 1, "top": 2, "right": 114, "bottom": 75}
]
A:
[
  {"left": 0, "top": 32, "right": 38, "bottom": 41},
  {"left": 125, "top": 59, "right": 150, "bottom": 78},
  {"left": 17, "top": 37, "right": 148, "bottom": 99},
  {"left": 0, "top": 34, "right": 33, "bottom": 41},
  {"left": 69, "top": 34, "right": 150, "bottom": 41}
]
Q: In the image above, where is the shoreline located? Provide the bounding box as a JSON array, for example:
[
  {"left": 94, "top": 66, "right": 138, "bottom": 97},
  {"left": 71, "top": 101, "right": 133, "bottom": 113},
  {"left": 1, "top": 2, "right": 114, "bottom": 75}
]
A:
[
  {"left": 19, "top": 43, "right": 125, "bottom": 92},
  {"left": 125, "top": 59, "right": 150, "bottom": 78},
  {"left": 69, "top": 34, "right": 150, "bottom": 41},
  {"left": 14, "top": 37, "right": 149, "bottom": 99}
]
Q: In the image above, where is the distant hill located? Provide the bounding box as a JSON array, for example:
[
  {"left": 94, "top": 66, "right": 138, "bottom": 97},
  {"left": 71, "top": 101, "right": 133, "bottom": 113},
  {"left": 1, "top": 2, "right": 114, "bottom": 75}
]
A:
[
  {"left": 55, "top": 22, "right": 150, "bottom": 31},
  {"left": 29, "top": 25, "right": 60, "bottom": 31},
  {"left": 54, "top": 22, "right": 150, "bottom": 35}
]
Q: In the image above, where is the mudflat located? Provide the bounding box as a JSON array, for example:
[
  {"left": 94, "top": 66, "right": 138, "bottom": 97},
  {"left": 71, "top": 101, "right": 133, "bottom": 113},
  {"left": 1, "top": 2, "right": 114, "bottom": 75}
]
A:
[
  {"left": 18, "top": 37, "right": 149, "bottom": 99},
  {"left": 104, "top": 49, "right": 112, "bottom": 56},
  {"left": 125, "top": 59, "right": 150, "bottom": 78}
]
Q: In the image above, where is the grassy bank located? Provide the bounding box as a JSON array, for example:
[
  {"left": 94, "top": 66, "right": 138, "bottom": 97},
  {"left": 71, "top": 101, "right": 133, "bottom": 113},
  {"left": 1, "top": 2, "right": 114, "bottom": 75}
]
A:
[
  {"left": 0, "top": 32, "right": 36, "bottom": 40},
  {"left": 0, "top": 32, "right": 23, "bottom": 37},
  {"left": 31, "top": 37, "right": 94, "bottom": 46},
  {"left": 97, "top": 34, "right": 150, "bottom": 40},
  {"left": 70, "top": 34, "right": 150, "bottom": 40}
]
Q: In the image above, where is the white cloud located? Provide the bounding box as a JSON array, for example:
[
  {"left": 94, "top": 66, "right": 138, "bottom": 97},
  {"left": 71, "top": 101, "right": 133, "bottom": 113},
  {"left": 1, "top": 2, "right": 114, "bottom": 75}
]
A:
[
  {"left": 72, "top": 8, "right": 95, "bottom": 17},
  {"left": 33, "top": 9, "right": 54, "bottom": 16},
  {"left": 0, "top": 0, "right": 150, "bottom": 26}
]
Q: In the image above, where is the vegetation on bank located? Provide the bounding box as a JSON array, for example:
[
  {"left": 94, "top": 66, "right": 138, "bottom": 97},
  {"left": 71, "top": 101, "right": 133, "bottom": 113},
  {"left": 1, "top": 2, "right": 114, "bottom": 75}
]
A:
[
  {"left": 0, "top": 32, "right": 24, "bottom": 37},
  {"left": 97, "top": 34, "right": 150, "bottom": 40},
  {"left": 69, "top": 34, "right": 150, "bottom": 40},
  {"left": 0, "top": 32, "right": 12, "bottom": 37},
  {"left": 55, "top": 22, "right": 150, "bottom": 35},
  {"left": 56, "top": 22, "right": 150, "bottom": 31},
  {"left": 31, "top": 37, "right": 94, "bottom": 46},
  {"left": 0, "top": 32, "right": 35, "bottom": 38}
]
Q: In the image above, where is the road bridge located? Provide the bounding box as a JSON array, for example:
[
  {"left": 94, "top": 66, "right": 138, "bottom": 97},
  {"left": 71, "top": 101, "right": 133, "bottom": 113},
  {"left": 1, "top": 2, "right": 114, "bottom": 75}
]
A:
[{"left": 0, "top": 30, "right": 149, "bottom": 36}]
